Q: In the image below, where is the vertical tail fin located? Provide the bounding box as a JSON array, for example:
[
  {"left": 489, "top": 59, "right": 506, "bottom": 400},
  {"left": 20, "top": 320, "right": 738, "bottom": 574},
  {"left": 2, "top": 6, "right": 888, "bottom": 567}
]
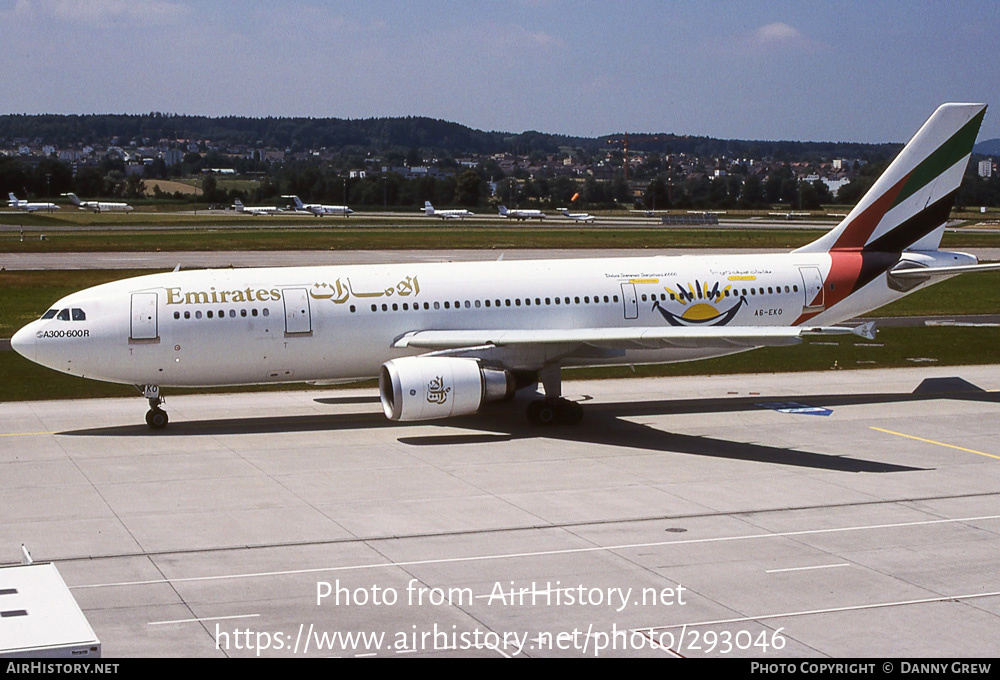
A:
[
  {"left": 62, "top": 192, "right": 82, "bottom": 206},
  {"left": 795, "top": 103, "right": 986, "bottom": 254},
  {"left": 498, "top": 205, "right": 509, "bottom": 217},
  {"left": 424, "top": 201, "right": 434, "bottom": 215}
]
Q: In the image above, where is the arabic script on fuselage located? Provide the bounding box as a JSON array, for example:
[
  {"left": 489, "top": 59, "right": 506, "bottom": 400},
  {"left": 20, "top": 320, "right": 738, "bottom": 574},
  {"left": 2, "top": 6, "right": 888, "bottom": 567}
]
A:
[{"left": 309, "top": 276, "right": 420, "bottom": 304}]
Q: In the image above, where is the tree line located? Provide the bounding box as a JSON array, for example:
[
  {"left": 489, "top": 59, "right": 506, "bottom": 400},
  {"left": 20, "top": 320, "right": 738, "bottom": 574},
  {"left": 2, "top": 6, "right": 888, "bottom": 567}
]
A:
[
  {"left": 2, "top": 113, "right": 906, "bottom": 159},
  {"left": 4, "top": 150, "right": 996, "bottom": 211}
]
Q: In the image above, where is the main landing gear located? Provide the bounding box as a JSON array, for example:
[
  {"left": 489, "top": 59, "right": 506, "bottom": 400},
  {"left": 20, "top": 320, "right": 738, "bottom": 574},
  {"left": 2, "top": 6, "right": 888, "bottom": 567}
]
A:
[
  {"left": 525, "top": 364, "right": 583, "bottom": 426},
  {"left": 141, "top": 385, "right": 168, "bottom": 430},
  {"left": 526, "top": 397, "right": 583, "bottom": 426}
]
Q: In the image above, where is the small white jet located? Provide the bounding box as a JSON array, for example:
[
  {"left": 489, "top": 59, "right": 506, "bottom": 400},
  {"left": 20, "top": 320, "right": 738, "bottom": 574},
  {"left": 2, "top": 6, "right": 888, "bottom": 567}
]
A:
[
  {"left": 498, "top": 205, "right": 546, "bottom": 220},
  {"left": 559, "top": 208, "right": 595, "bottom": 223},
  {"left": 233, "top": 199, "right": 281, "bottom": 216},
  {"left": 283, "top": 195, "right": 353, "bottom": 217},
  {"left": 62, "top": 193, "right": 133, "bottom": 213},
  {"left": 423, "top": 201, "right": 474, "bottom": 219},
  {"left": 769, "top": 212, "right": 813, "bottom": 220},
  {"left": 13, "top": 103, "right": 1000, "bottom": 430},
  {"left": 8, "top": 193, "right": 60, "bottom": 212}
]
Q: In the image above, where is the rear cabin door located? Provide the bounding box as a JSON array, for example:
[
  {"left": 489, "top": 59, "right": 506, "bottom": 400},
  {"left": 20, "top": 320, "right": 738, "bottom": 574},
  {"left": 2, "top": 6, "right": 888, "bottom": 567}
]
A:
[{"left": 799, "top": 267, "right": 825, "bottom": 313}]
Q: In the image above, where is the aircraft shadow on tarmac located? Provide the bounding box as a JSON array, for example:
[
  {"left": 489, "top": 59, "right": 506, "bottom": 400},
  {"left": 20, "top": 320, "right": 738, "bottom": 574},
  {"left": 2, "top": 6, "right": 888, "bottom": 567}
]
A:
[{"left": 59, "top": 377, "right": 998, "bottom": 474}]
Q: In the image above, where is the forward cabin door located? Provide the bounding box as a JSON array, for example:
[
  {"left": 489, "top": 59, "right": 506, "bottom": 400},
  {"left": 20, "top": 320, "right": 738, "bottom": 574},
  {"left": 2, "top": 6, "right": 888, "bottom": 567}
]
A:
[
  {"left": 282, "top": 288, "right": 313, "bottom": 335},
  {"left": 130, "top": 292, "right": 158, "bottom": 342}
]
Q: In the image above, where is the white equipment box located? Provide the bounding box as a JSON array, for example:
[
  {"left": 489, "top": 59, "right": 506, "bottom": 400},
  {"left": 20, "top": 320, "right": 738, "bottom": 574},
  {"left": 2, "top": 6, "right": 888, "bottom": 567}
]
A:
[{"left": 0, "top": 563, "right": 101, "bottom": 658}]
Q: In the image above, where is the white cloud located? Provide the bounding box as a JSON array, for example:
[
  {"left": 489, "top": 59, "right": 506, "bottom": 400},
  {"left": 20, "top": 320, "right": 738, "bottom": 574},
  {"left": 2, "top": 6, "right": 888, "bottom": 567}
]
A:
[{"left": 743, "top": 22, "right": 824, "bottom": 54}]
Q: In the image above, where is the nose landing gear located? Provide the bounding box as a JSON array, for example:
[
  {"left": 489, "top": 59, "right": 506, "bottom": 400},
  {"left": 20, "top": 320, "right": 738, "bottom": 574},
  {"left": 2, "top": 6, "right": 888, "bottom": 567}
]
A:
[{"left": 141, "top": 385, "right": 168, "bottom": 430}]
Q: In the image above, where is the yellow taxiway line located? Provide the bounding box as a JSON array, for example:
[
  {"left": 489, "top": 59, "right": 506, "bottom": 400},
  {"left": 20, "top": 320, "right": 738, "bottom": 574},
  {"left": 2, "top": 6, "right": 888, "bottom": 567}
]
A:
[{"left": 871, "top": 427, "right": 1000, "bottom": 460}]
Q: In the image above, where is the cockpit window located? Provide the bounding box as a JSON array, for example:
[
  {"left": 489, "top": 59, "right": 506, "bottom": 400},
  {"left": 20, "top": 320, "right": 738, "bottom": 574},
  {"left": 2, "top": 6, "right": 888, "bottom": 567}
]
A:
[
  {"left": 41, "top": 309, "right": 58, "bottom": 320},
  {"left": 72, "top": 308, "right": 86, "bottom": 321},
  {"left": 56, "top": 309, "right": 70, "bottom": 321}
]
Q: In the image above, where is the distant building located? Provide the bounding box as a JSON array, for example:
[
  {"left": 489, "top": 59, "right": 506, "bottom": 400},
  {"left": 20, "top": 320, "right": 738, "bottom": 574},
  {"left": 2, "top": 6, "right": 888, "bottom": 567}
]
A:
[
  {"left": 979, "top": 159, "right": 993, "bottom": 178},
  {"left": 163, "top": 149, "right": 183, "bottom": 166}
]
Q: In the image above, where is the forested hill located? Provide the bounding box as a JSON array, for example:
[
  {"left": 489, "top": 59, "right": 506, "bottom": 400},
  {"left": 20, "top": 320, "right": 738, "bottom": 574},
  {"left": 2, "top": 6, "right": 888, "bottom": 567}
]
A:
[
  {"left": 0, "top": 112, "right": 900, "bottom": 160},
  {"left": 974, "top": 138, "right": 1000, "bottom": 156}
]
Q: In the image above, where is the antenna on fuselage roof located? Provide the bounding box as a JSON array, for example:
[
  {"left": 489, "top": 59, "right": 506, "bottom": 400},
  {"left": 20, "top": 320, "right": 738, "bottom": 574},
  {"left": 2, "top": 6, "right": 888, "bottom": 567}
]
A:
[{"left": 172, "top": 264, "right": 181, "bottom": 272}]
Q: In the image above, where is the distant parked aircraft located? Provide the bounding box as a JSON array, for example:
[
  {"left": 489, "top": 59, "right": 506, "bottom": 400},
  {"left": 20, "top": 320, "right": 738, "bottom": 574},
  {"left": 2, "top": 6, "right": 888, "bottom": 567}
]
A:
[
  {"left": 8, "top": 193, "right": 59, "bottom": 212},
  {"left": 769, "top": 212, "right": 813, "bottom": 220},
  {"left": 233, "top": 199, "right": 281, "bottom": 216},
  {"left": 559, "top": 208, "right": 595, "bottom": 223},
  {"left": 498, "top": 205, "right": 546, "bottom": 220},
  {"left": 283, "top": 195, "right": 353, "bottom": 217},
  {"left": 423, "top": 201, "right": 474, "bottom": 219},
  {"left": 62, "top": 193, "right": 132, "bottom": 213}
]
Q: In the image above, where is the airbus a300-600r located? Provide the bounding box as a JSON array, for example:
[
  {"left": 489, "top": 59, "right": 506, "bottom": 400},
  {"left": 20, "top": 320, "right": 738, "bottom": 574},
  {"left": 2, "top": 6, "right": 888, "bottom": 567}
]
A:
[{"left": 12, "top": 104, "right": 1000, "bottom": 429}]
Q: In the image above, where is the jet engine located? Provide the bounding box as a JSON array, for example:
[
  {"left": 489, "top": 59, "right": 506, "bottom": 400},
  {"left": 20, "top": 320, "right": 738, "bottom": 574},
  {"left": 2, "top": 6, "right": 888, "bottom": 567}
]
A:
[{"left": 379, "top": 357, "right": 515, "bottom": 421}]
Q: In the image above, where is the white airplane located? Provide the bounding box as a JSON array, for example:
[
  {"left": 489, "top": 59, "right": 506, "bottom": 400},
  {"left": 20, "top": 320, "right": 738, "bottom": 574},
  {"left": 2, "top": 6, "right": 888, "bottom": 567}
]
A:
[
  {"left": 8, "top": 193, "right": 60, "bottom": 212},
  {"left": 423, "top": 201, "right": 474, "bottom": 219},
  {"left": 559, "top": 208, "right": 595, "bottom": 223},
  {"left": 283, "top": 195, "right": 353, "bottom": 217},
  {"left": 498, "top": 205, "right": 546, "bottom": 220},
  {"left": 233, "top": 199, "right": 281, "bottom": 216},
  {"left": 62, "top": 193, "right": 132, "bottom": 213},
  {"left": 13, "top": 103, "right": 1000, "bottom": 431}
]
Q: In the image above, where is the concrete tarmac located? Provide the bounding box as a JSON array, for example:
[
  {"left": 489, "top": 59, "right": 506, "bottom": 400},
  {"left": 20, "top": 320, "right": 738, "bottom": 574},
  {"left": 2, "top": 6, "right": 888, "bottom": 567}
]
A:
[{"left": 2, "top": 365, "right": 999, "bottom": 657}]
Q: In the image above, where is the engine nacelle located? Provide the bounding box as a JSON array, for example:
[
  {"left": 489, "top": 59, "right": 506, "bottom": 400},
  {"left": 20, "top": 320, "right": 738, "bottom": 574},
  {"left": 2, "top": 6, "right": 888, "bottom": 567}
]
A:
[{"left": 379, "top": 357, "right": 515, "bottom": 421}]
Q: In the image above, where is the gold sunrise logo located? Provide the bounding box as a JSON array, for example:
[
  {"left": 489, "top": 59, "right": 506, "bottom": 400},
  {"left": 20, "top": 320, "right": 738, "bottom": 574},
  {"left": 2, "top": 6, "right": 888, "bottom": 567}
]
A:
[{"left": 653, "top": 280, "right": 747, "bottom": 326}]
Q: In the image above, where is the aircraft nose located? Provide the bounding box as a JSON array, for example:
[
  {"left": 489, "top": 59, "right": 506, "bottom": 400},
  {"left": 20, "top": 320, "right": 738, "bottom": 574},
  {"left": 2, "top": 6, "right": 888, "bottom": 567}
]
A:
[{"left": 10, "top": 323, "right": 36, "bottom": 361}]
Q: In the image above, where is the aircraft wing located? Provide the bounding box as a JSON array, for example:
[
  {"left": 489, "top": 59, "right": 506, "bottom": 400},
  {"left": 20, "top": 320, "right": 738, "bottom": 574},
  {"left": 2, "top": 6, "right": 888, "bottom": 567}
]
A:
[{"left": 392, "top": 323, "right": 875, "bottom": 351}]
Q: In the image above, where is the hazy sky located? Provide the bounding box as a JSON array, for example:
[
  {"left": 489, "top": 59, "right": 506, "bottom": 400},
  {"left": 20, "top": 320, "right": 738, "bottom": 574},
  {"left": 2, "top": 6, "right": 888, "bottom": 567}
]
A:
[{"left": 2, "top": 0, "right": 998, "bottom": 143}]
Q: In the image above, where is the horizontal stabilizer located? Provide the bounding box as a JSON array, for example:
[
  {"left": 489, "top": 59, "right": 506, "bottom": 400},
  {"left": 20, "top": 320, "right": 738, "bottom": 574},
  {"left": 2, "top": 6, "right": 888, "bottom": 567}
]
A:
[{"left": 888, "top": 262, "right": 1000, "bottom": 278}]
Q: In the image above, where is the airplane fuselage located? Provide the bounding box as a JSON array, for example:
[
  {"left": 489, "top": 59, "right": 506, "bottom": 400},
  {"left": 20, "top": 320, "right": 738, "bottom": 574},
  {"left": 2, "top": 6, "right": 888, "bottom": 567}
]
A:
[
  {"left": 306, "top": 205, "right": 352, "bottom": 216},
  {"left": 81, "top": 202, "right": 132, "bottom": 212},
  {"left": 9, "top": 202, "right": 60, "bottom": 212},
  {"left": 12, "top": 251, "right": 947, "bottom": 390}
]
